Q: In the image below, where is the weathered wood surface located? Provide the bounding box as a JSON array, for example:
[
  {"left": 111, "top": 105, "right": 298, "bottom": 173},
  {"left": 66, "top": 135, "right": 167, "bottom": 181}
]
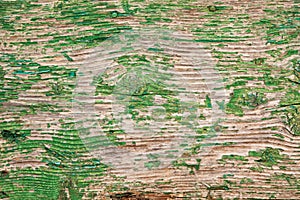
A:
[{"left": 0, "top": 0, "right": 299, "bottom": 199}]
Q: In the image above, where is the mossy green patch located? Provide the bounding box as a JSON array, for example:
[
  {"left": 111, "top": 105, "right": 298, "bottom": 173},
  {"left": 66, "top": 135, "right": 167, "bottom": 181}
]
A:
[
  {"left": 94, "top": 76, "right": 115, "bottom": 96},
  {"left": 172, "top": 158, "right": 201, "bottom": 174},
  {"left": 144, "top": 160, "right": 161, "bottom": 169},
  {"left": 278, "top": 88, "right": 300, "bottom": 136},
  {"left": 240, "top": 177, "right": 254, "bottom": 184},
  {"left": 0, "top": 121, "right": 30, "bottom": 144},
  {"left": 249, "top": 147, "right": 285, "bottom": 167},
  {"left": 226, "top": 88, "right": 268, "bottom": 116}
]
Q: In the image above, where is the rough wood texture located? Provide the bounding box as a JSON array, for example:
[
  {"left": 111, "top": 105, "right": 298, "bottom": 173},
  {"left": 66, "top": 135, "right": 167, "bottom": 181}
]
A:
[{"left": 0, "top": 0, "right": 299, "bottom": 199}]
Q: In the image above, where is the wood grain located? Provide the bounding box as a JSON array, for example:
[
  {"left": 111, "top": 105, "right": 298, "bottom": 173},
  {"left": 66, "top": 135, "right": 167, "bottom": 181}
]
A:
[{"left": 0, "top": 0, "right": 299, "bottom": 199}]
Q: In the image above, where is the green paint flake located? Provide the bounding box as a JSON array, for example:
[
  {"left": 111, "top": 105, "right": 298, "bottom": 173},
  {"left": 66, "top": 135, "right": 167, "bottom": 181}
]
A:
[
  {"left": 62, "top": 52, "right": 74, "bottom": 62},
  {"left": 222, "top": 155, "right": 248, "bottom": 161},
  {"left": 273, "top": 133, "right": 285, "bottom": 139},
  {"left": 205, "top": 95, "right": 212, "bottom": 108}
]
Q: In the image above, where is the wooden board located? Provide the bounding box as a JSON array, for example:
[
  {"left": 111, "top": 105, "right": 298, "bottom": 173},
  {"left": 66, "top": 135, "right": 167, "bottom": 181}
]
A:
[{"left": 0, "top": 0, "right": 299, "bottom": 199}]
